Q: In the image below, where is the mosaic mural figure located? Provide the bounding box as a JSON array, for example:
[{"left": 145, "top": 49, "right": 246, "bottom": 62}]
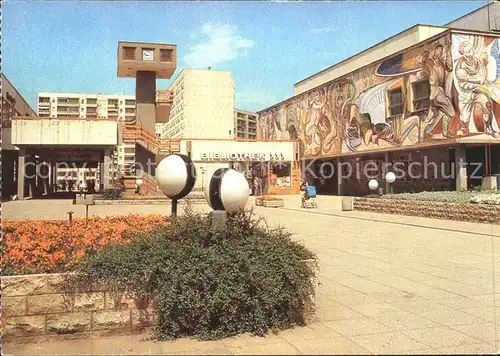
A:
[
  {"left": 258, "top": 32, "right": 500, "bottom": 159},
  {"left": 304, "top": 88, "right": 336, "bottom": 156},
  {"left": 259, "top": 109, "right": 278, "bottom": 139},
  {"left": 453, "top": 34, "right": 500, "bottom": 137},
  {"left": 419, "top": 40, "right": 456, "bottom": 138}
]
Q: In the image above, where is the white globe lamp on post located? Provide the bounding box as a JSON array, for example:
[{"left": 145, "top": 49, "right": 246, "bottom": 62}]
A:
[
  {"left": 155, "top": 154, "right": 197, "bottom": 217},
  {"left": 385, "top": 172, "right": 396, "bottom": 194},
  {"left": 204, "top": 168, "right": 249, "bottom": 229},
  {"left": 368, "top": 179, "right": 379, "bottom": 192},
  {"left": 136, "top": 177, "right": 143, "bottom": 195}
]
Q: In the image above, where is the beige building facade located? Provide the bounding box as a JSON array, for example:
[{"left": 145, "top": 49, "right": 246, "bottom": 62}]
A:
[
  {"left": 37, "top": 92, "right": 136, "bottom": 189},
  {"left": 1, "top": 74, "right": 37, "bottom": 199},
  {"left": 234, "top": 108, "right": 258, "bottom": 139},
  {"left": 158, "top": 69, "right": 235, "bottom": 139}
]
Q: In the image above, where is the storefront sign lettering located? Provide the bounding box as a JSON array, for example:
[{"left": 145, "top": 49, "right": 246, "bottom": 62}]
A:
[{"left": 200, "top": 152, "right": 285, "bottom": 161}]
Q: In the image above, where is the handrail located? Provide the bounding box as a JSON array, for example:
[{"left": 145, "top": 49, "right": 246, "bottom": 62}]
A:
[{"left": 124, "top": 123, "right": 300, "bottom": 156}]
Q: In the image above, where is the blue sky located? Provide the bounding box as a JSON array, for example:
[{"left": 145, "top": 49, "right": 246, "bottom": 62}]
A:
[{"left": 3, "top": 1, "right": 486, "bottom": 112}]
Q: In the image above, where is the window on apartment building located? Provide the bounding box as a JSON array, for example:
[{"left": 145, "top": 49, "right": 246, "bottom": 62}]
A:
[
  {"left": 125, "top": 99, "right": 135, "bottom": 106},
  {"left": 124, "top": 148, "right": 135, "bottom": 154},
  {"left": 120, "top": 108, "right": 123, "bottom": 113},
  {"left": 387, "top": 87, "right": 404, "bottom": 116},
  {"left": 87, "top": 98, "right": 97, "bottom": 105},
  {"left": 125, "top": 108, "right": 135, "bottom": 114},
  {"left": 160, "top": 49, "right": 173, "bottom": 62},
  {"left": 108, "top": 99, "right": 118, "bottom": 105},
  {"left": 120, "top": 100, "right": 123, "bottom": 105},
  {"left": 39, "top": 97, "right": 50, "bottom": 103},
  {"left": 412, "top": 80, "right": 430, "bottom": 111},
  {"left": 81, "top": 99, "right": 85, "bottom": 104},
  {"left": 123, "top": 47, "right": 136, "bottom": 60}
]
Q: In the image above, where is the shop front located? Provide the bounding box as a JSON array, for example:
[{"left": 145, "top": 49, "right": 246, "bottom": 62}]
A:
[{"left": 184, "top": 139, "right": 301, "bottom": 195}]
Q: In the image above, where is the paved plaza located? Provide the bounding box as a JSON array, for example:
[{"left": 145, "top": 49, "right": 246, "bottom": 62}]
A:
[{"left": 3, "top": 196, "right": 500, "bottom": 354}]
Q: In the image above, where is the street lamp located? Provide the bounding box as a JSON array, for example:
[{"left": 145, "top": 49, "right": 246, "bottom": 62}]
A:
[
  {"left": 385, "top": 172, "right": 396, "bottom": 194},
  {"left": 136, "top": 177, "right": 143, "bottom": 195},
  {"left": 156, "top": 154, "right": 197, "bottom": 217},
  {"left": 204, "top": 168, "right": 249, "bottom": 229},
  {"left": 368, "top": 179, "right": 379, "bottom": 192}
]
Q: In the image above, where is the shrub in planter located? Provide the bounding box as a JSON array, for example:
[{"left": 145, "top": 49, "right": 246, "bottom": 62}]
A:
[
  {"left": 100, "top": 188, "right": 123, "bottom": 200},
  {"left": 71, "top": 209, "right": 318, "bottom": 341}
]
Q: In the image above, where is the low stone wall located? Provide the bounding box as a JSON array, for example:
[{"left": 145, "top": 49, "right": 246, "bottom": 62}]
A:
[
  {"left": 353, "top": 197, "right": 500, "bottom": 225},
  {"left": 94, "top": 198, "right": 206, "bottom": 205},
  {"left": 3, "top": 261, "right": 318, "bottom": 343},
  {"left": 2, "top": 273, "right": 155, "bottom": 344}
]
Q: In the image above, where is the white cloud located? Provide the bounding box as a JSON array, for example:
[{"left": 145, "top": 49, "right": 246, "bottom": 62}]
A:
[
  {"left": 236, "top": 88, "right": 280, "bottom": 112},
  {"left": 183, "top": 24, "right": 254, "bottom": 69}
]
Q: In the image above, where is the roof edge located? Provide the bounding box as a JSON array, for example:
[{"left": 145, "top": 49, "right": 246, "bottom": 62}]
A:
[{"left": 293, "top": 23, "right": 446, "bottom": 87}]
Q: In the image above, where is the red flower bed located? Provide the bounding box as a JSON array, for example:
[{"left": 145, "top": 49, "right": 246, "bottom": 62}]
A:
[{"left": 2, "top": 214, "right": 169, "bottom": 275}]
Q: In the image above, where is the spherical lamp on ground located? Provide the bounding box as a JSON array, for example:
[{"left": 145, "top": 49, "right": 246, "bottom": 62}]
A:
[{"left": 155, "top": 154, "right": 196, "bottom": 216}]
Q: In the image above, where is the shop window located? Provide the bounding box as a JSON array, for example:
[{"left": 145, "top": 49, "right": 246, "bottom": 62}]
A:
[
  {"left": 387, "top": 87, "right": 404, "bottom": 116},
  {"left": 270, "top": 162, "right": 291, "bottom": 188},
  {"left": 412, "top": 80, "right": 430, "bottom": 111}
]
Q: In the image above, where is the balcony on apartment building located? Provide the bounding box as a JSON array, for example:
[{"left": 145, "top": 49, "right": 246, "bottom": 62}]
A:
[
  {"left": 57, "top": 98, "right": 80, "bottom": 106},
  {"left": 124, "top": 99, "right": 135, "bottom": 107},
  {"left": 86, "top": 99, "right": 98, "bottom": 107}
]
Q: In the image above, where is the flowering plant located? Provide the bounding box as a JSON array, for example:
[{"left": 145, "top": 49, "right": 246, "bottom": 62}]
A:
[{"left": 2, "top": 214, "right": 169, "bottom": 275}]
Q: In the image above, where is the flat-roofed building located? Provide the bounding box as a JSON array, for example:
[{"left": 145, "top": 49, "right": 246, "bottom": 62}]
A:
[{"left": 258, "top": 25, "right": 500, "bottom": 195}]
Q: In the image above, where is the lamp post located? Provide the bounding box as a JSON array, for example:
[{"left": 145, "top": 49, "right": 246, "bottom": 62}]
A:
[
  {"left": 204, "top": 168, "right": 249, "bottom": 229},
  {"left": 368, "top": 179, "right": 379, "bottom": 195},
  {"left": 155, "top": 154, "right": 197, "bottom": 217},
  {"left": 136, "top": 177, "right": 143, "bottom": 195},
  {"left": 201, "top": 167, "right": 206, "bottom": 191},
  {"left": 385, "top": 172, "right": 396, "bottom": 195}
]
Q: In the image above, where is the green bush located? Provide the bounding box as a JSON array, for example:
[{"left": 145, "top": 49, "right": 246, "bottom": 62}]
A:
[
  {"left": 70, "top": 209, "right": 318, "bottom": 341},
  {"left": 99, "top": 188, "right": 122, "bottom": 200}
]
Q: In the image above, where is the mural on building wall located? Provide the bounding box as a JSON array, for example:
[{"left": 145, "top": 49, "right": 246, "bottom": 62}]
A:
[
  {"left": 258, "top": 32, "right": 500, "bottom": 158},
  {"left": 452, "top": 34, "right": 500, "bottom": 137}
]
